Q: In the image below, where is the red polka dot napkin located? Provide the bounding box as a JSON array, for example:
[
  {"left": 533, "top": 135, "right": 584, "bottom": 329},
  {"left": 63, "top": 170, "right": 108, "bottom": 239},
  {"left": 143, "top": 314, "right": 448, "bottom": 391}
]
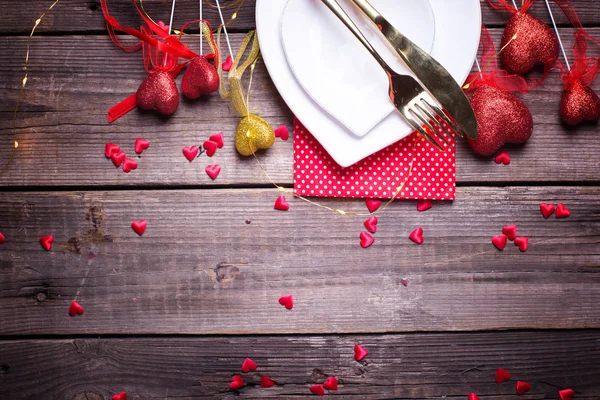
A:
[{"left": 293, "top": 118, "right": 456, "bottom": 200}]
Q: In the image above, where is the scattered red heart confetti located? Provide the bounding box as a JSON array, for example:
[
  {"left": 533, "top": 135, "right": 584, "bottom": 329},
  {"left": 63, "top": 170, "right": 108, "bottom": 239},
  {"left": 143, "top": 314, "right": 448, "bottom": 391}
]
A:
[
  {"left": 68, "top": 300, "right": 84, "bottom": 317},
  {"left": 360, "top": 231, "right": 374, "bottom": 248},
  {"left": 205, "top": 164, "right": 221, "bottom": 180},
  {"left": 134, "top": 138, "right": 150, "bottom": 154},
  {"left": 540, "top": 203, "right": 556, "bottom": 219},
  {"left": 354, "top": 344, "right": 368, "bottom": 361},
  {"left": 39, "top": 234, "right": 54, "bottom": 251},
  {"left": 364, "top": 216, "right": 378, "bottom": 233},
  {"left": 516, "top": 380, "right": 532, "bottom": 395},
  {"left": 0, "top": 232, "right": 5, "bottom": 244},
  {"left": 494, "top": 150, "right": 511, "bottom": 165},
  {"left": 556, "top": 203, "right": 571, "bottom": 218},
  {"left": 409, "top": 227, "right": 424, "bottom": 244},
  {"left": 559, "top": 388, "right": 575, "bottom": 400},
  {"left": 323, "top": 376, "right": 338, "bottom": 391},
  {"left": 495, "top": 367, "right": 511, "bottom": 383},
  {"left": 122, "top": 158, "right": 138, "bottom": 173},
  {"left": 112, "top": 392, "right": 127, "bottom": 400},
  {"left": 310, "top": 384, "right": 325, "bottom": 396},
  {"left": 111, "top": 151, "right": 127, "bottom": 167},
  {"left": 131, "top": 220, "right": 147, "bottom": 236},
  {"left": 222, "top": 56, "right": 233, "bottom": 71},
  {"left": 209, "top": 132, "right": 225, "bottom": 149},
  {"left": 417, "top": 199, "right": 432, "bottom": 212},
  {"left": 229, "top": 375, "right": 244, "bottom": 390},
  {"left": 502, "top": 224, "right": 517, "bottom": 241},
  {"left": 260, "top": 376, "right": 276, "bottom": 388},
  {"left": 278, "top": 294, "right": 293, "bottom": 310},
  {"left": 400, "top": 278, "right": 409, "bottom": 287},
  {"left": 274, "top": 125, "right": 289, "bottom": 140},
  {"left": 203, "top": 140, "right": 219, "bottom": 157},
  {"left": 274, "top": 195, "right": 289, "bottom": 211},
  {"left": 468, "top": 394, "right": 480, "bottom": 400},
  {"left": 365, "top": 198, "right": 381, "bottom": 213},
  {"left": 105, "top": 143, "right": 120, "bottom": 158},
  {"left": 182, "top": 146, "right": 199, "bottom": 162},
  {"left": 492, "top": 235, "right": 508, "bottom": 251},
  {"left": 514, "top": 237, "right": 529, "bottom": 252},
  {"left": 241, "top": 358, "right": 257, "bottom": 373}
]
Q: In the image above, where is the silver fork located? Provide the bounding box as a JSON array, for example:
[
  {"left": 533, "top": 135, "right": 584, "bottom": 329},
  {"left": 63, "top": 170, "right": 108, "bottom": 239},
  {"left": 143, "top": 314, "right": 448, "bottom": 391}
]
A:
[{"left": 321, "top": 0, "right": 455, "bottom": 151}]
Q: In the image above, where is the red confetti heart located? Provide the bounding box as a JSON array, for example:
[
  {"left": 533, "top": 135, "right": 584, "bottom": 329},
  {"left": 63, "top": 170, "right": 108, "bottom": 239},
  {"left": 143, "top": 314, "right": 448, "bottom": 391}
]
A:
[
  {"left": 136, "top": 71, "right": 179, "bottom": 115},
  {"left": 502, "top": 224, "right": 517, "bottom": 241},
  {"left": 400, "top": 278, "right": 409, "bottom": 287},
  {"left": 222, "top": 56, "right": 233, "bottom": 72},
  {"left": 68, "top": 301, "right": 84, "bottom": 317},
  {"left": 492, "top": 235, "right": 508, "bottom": 251},
  {"left": 310, "top": 384, "right": 325, "bottom": 396},
  {"left": 323, "top": 376, "right": 338, "bottom": 391},
  {"left": 131, "top": 220, "right": 147, "bottom": 236},
  {"left": 514, "top": 237, "right": 529, "bottom": 252},
  {"left": 39, "top": 234, "right": 54, "bottom": 251},
  {"left": 203, "top": 140, "right": 218, "bottom": 157},
  {"left": 516, "top": 380, "right": 532, "bottom": 395},
  {"left": 209, "top": 132, "right": 225, "bottom": 149},
  {"left": 365, "top": 198, "right": 381, "bottom": 213},
  {"left": 105, "top": 143, "right": 120, "bottom": 158},
  {"left": 112, "top": 392, "right": 127, "bottom": 400},
  {"left": 274, "top": 125, "right": 289, "bottom": 140},
  {"left": 241, "top": 358, "right": 257, "bottom": 373},
  {"left": 409, "top": 227, "right": 424, "bottom": 244},
  {"left": 274, "top": 195, "right": 289, "bottom": 211},
  {"left": 540, "top": 203, "right": 556, "bottom": 219},
  {"left": 181, "top": 56, "right": 220, "bottom": 99},
  {"left": 111, "top": 151, "right": 127, "bottom": 167},
  {"left": 360, "top": 231, "right": 374, "bottom": 248},
  {"left": 559, "top": 388, "right": 575, "bottom": 400},
  {"left": 0, "top": 232, "right": 5, "bottom": 244},
  {"left": 495, "top": 367, "right": 511, "bottom": 383},
  {"left": 260, "top": 376, "right": 276, "bottom": 388},
  {"left": 229, "top": 375, "right": 244, "bottom": 390},
  {"left": 205, "top": 164, "right": 221, "bottom": 180},
  {"left": 122, "top": 158, "right": 138, "bottom": 173},
  {"left": 417, "top": 199, "right": 432, "bottom": 212},
  {"left": 495, "top": 150, "right": 511, "bottom": 165},
  {"left": 354, "top": 344, "right": 368, "bottom": 361},
  {"left": 182, "top": 146, "right": 199, "bottom": 162},
  {"left": 364, "top": 216, "right": 378, "bottom": 233},
  {"left": 556, "top": 203, "right": 571, "bottom": 218},
  {"left": 468, "top": 394, "right": 480, "bottom": 400},
  {"left": 134, "top": 138, "right": 150, "bottom": 154},
  {"left": 278, "top": 294, "right": 293, "bottom": 310}
]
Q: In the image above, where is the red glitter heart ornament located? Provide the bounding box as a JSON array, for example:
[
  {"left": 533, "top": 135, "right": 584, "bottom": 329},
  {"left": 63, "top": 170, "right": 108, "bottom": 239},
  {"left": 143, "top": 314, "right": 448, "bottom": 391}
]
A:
[
  {"left": 514, "top": 236, "right": 529, "bottom": 252},
  {"left": 68, "top": 301, "right": 84, "bottom": 317},
  {"left": 365, "top": 198, "right": 381, "bottom": 213},
  {"left": 105, "top": 143, "right": 120, "bottom": 158},
  {"left": 364, "top": 216, "right": 378, "bottom": 233},
  {"left": 182, "top": 146, "right": 199, "bottom": 162},
  {"left": 310, "top": 385, "right": 325, "bottom": 396},
  {"left": 260, "top": 376, "right": 276, "bottom": 388},
  {"left": 323, "top": 376, "right": 338, "bottom": 391},
  {"left": 112, "top": 393, "right": 127, "bottom": 400},
  {"left": 209, "top": 132, "right": 225, "bottom": 149},
  {"left": 561, "top": 79, "right": 600, "bottom": 125},
  {"left": 111, "top": 151, "right": 127, "bottom": 167},
  {"left": 274, "top": 196, "right": 290, "bottom": 211},
  {"left": 495, "top": 150, "right": 511, "bottom": 165},
  {"left": 203, "top": 140, "right": 218, "bottom": 157},
  {"left": 134, "top": 138, "right": 150, "bottom": 154},
  {"left": 222, "top": 56, "right": 233, "bottom": 72},
  {"left": 540, "top": 203, "right": 556, "bottom": 218},
  {"left": 468, "top": 394, "right": 480, "bottom": 400},
  {"left": 516, "top": 380, "right": 532, "bottom": 395},
  {"left": 417, "top": 199, "right": 432, "bottom": 212},
  {"left": 122, "top": 158, "right": 138, "bottom": 173},
  {"left": 229, "top": 375, "right": 244, "bottom": 390},
  {"left": 182, "top": 57, "right": 219, "bottom": 99},
  {"left": 136, "top": 71, "right": 179, "bottom": 115},
  {"left": 354, "top": 344, "right": 368, "bottom": 361},
  {"left": 556, "top": 203, "right": 571, "bottom": 218},
  {"left": 502, "top": 224, "right": 517, "bottom": 241},
  {"left": 131, "top": 220, "right": 147, "bottom": 236},
  {"left": 278, "top": 294, "right": 294, "bottom": 310},
  {"left": 0, "top": 232, "right": 5, "bottom": 244},
  {"left": 559, "top": 388, "right": 575, "bottom": 400},
  {"left": 492, "top": 235, "right": 508, "bottom": 251},
  {"left": 409, "top": 227, "right": 424, "bottom": 245},
  {"left": 274, "top": 125, "right": 289, "bottom": 140},
  {"left": 205, "top": 164, "right": 221, "bottom": 180},
  {"left": 360, "top": 232, "right": 374, "bottom": 248},
  {"left": 241, "top": 358, "right": 257, "bottom": 373},
  {"left": 39, "top": 234, "right": 54, "bottom": 251},
  {"left": 495, "top": 367, "right": 511, "bottom": 383}
]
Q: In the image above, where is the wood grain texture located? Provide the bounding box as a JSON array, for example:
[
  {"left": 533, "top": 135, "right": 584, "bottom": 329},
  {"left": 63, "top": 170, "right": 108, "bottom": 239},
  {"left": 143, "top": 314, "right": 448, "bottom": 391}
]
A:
[
  {"left": 1, "top": 29, "right": 599, "bottom": 187},
  {"left": 0, "top": 186, "right": 598, "bottom": 335},
  {"left": 0, "top": 0, "right": 599, "bottom": 34},
  {"left": 1, "top": 331, "right": 599, "bottom": 399}
]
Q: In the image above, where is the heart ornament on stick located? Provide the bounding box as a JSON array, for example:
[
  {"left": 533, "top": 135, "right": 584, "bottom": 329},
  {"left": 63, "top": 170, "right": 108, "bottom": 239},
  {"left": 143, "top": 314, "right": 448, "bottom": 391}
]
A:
[{"left": 181, "top": 22, "right": 220, "bottom": 99}]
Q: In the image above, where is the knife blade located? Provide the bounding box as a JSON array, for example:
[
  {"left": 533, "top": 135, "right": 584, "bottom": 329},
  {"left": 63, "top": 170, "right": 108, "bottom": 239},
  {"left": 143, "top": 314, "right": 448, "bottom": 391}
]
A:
[{"left": 350, "top": 0, "right": 478, "bottom": 139}]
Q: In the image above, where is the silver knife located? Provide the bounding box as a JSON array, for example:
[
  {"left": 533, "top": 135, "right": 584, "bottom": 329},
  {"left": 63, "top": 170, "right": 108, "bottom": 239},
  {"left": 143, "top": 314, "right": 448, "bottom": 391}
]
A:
[{"left": 349, "top": 0, "right": 478, "bottom": 139}]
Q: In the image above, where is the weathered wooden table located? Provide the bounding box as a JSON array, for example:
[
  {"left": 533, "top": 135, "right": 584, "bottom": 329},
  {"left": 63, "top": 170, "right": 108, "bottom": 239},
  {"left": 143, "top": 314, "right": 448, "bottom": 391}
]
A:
[{"left": 1, "top": 1, "right": 599, "bottom": 399}]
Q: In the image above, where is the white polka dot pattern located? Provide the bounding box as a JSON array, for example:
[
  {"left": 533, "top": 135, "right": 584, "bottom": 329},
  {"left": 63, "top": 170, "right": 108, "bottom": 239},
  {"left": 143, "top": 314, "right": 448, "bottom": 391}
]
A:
[{"left": 293, "top": 118, "right": 456, "bottom": 200}]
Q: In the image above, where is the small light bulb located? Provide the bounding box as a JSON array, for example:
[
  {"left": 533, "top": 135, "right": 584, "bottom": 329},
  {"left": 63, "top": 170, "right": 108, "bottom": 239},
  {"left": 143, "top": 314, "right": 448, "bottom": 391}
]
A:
[{"left": 14, "top": 141, "right": 19, "bottom": 149}]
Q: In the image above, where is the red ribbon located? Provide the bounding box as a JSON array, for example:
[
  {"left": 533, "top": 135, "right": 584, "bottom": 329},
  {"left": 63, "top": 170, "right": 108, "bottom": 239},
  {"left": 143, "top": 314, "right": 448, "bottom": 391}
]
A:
[
  {"left": 487, "top": 0, "right": 536, "bottom": 15},
  {"left": 553, "top": 0, "right": 600, "bottom": 46},
  {"left": 559, "top": 31, "right": 600, "bottom": 89}
]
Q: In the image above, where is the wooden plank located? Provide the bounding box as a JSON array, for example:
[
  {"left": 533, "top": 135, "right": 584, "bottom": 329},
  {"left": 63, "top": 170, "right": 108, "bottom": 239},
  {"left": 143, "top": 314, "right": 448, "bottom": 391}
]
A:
[
  {"left": 1, "top": 0, "right": 599, "bottom": 34},
  {"left": 0, "top": 186, "right": 598, "bottom": 335},
  {"left": 1, "top": 331, "right": 599, "bottom": 399},
  {"left": 1, "top": 29, "right": 599, "bottom": 187}
]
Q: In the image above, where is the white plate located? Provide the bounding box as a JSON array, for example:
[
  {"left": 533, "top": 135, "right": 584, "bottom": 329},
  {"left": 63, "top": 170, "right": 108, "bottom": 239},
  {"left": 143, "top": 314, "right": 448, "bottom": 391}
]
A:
[{"left": 256, "top": 0, "right": 481, "bottom": 167}]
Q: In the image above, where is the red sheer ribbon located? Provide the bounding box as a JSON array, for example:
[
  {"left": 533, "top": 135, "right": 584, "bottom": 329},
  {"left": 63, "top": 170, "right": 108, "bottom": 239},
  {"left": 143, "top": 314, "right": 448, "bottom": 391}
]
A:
[
  {"left": 487, "top": 0, "right": 536, "bottom": 15},
  {"left": 559, "top": 31, "right": 600, "bottom": 89},
  {"left": 464, "top": 25, "right": 529, "bottom": 93},
  {"left": 553, "top": 0, "right": 600, "bottom": 46}
]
